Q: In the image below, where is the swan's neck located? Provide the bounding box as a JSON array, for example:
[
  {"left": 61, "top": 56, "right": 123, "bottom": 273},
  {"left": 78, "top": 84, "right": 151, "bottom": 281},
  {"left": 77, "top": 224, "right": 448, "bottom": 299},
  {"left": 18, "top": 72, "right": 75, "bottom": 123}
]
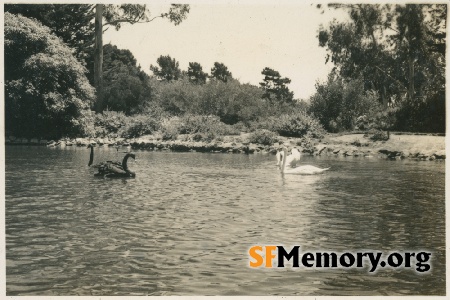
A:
[
  {"left": 122, "top": 154, "right": 130, "bottom": 172},
  {"left": 88, "top": 146, "right": 94, "bottom": 166},
  {"left": 281, "top": 149, "right": 287, "bottom": 173},
  {"left": 122, "top": 154, "right": 135, "bottom": 174}
]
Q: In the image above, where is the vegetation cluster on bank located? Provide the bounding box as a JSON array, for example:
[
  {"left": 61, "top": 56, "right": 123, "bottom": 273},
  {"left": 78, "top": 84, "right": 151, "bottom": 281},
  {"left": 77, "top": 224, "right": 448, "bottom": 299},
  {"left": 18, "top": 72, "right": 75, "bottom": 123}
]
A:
[{"left": 4, "top": 4, "right": 446, "bottom": 150}]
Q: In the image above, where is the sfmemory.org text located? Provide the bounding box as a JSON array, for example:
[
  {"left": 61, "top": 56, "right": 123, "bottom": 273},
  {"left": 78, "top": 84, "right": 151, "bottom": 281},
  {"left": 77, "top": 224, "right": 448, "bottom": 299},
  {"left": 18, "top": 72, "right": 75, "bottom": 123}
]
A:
[{"left": 248, "top": 245, "right": 431, "bottom": 273}]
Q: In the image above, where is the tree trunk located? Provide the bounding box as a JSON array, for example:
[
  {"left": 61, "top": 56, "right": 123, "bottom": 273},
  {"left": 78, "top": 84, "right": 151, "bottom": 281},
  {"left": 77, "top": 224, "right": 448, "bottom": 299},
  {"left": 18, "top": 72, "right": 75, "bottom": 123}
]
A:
[
  {"left": 381, "top": 85, "right": 387, "bottom": 108},
  {"left": 94, "top": 4, "right": 103, "bottom": 112},
  {"left": 408, "top": 54, "right": 415, "bottom": 103}
]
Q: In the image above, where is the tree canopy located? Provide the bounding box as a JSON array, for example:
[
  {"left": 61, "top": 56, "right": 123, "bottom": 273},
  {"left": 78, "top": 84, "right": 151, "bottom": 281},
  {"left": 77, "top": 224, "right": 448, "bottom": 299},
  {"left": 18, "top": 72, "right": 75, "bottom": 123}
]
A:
[
  {"left": 318, "top": 4, "right": 446, "bottom": 106},
  {"left": 4, "top": 12, "right": 95, "bottom": 138},
  {"left": 210, "top": 62, "right": 233, "bottom": 82},
  {"left": 188, "top": 62, "right": 208, "bottom": 84},
  {"left": 102, "top": 44, "right": 152, "bottom": 114},
  {"left": 318, "top": 4, "right": 446, "bottom": 132},
  {"left": 5, "top": 4, "right": 95, "bottom": 80},
  {"left": 260, "top": 67, "right": 294, "bottom": 103},
  {"left": 150, "top": 55, "right": 182, "bottom": 81}
]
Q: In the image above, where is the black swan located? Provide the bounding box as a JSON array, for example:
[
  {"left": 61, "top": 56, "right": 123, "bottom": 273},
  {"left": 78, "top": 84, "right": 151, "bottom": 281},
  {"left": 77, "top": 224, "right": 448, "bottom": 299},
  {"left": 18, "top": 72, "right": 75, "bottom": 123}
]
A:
[{"left": 88, "top": 144, "right": 136, "bottom": 178}]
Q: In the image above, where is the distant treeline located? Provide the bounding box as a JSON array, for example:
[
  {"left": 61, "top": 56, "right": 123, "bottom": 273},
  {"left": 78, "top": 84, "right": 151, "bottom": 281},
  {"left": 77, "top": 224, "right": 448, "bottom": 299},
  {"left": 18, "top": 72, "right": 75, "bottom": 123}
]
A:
[{"left": 4, "top": 4, "right": 446, "bottom": 141}]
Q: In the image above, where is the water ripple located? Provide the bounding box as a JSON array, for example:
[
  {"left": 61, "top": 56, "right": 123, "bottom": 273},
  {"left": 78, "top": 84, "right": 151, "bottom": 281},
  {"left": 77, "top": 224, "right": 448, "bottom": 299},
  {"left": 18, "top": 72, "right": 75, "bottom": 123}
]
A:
[{"left": 5, "top": 146, "right": 445, "bottom": 295}]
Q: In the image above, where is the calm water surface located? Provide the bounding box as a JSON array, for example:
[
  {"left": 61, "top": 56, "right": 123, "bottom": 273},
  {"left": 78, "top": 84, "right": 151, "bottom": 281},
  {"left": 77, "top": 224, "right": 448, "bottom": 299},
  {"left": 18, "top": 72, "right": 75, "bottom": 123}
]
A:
[{"left": 5, "top": 146, "right": 445, "bottom": 295}]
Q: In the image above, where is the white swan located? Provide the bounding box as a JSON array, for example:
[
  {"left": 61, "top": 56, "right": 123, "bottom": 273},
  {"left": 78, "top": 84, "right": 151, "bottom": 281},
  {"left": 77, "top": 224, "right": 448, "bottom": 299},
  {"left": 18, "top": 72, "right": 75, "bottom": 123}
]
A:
[
  {"left": 280, "top": 148, "right": 329, "bottom": 175},
  {"left": 276, "top": 147, "right": 301, "bottom": 168},
  {"left": 285, "top": 148, "right": 301, "bottom": 167}
]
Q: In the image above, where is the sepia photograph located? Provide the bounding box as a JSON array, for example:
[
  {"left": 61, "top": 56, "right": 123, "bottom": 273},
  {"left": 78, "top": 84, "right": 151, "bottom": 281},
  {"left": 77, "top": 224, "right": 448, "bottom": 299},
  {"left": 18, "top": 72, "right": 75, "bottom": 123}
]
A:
[{"left": 2, "top": 1, "right": 447, "bottom": 296}]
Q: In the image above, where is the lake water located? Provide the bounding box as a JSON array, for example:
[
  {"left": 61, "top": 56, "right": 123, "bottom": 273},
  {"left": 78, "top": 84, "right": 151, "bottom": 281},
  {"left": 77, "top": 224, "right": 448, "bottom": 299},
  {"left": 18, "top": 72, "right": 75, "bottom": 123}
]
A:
[{"left": 5, "top": 145, "right": 445, "bottom": 296}]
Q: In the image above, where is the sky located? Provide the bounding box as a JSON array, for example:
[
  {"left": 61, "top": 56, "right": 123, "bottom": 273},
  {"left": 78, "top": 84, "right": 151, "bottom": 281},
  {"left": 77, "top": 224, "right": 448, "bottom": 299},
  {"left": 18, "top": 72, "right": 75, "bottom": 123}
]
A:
[{"left": 103, "top": 3, "right": 349, "bottom": 100}]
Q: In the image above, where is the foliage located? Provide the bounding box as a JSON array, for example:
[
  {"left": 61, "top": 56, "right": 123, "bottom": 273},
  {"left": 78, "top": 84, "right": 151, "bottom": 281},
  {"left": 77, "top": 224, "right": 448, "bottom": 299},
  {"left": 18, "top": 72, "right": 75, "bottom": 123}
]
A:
[
  {"left": 155, "top": 115, "right": 241, "bottom": 142},
  {"left": 5, "top": 4, "right": 95, "bottom": 79},
  {"left": 260, "top": 67, "right": 294, "bottom": 103},
  {"left": 355, "top": 107, "right": 397, "bottom": 131},
  {"left": 150, "top": 55, "right": 182, "bottom": 81},
  {"left": 121, "top": 114, "right": 160, "bottom": 138},
  {"left": 4, "top": 13, "right": 95, "bottom": 139},
  {"left": 318, "top": 4, "right": 446, "bottom": 133},
  {"left": 195, "top": 80, "right": 265, "bottom": 124},
  {"left": 93, "top": 111, "right": 128, "bottom": 137},
  {"left": 393, "top": 90, "right": 445, "bottom": 133},
  {"left": 188, "top": 62, "right": 208, "bottom": 84},
  {"left": 102, "top": 44, "right": 152, "bottom": 113},
  {"left": 150, "top": 78, "right": 267, "bottom": 124},
  {"left": 160, "top": 4, "right": 190, "bottom": 25},
  {"left": 210, "top": 62, "right": 232, "bottom": 82},
  {"left": 309, "top": 75, "right": 382, "bottom": 132},
  {"left": 364, "top": 129, "right": 390, "bottom": 141},
  {"left": 92, "top": 111, "right": 160, "bottom": 138},
  {"left": 177, "top": 115, "right": 240, "bottom": 136},
  {"left": 103, "top": 4, "right": 189, "bottom": 29},
  {"left": 159, "top": 117, "right": 181, "bottom": 141},
  {"left": 248, "top": 130, "right": 279, "bottom": 145},
  {"left": 270, "top": 112, "right": 326, "bottom": 138}
]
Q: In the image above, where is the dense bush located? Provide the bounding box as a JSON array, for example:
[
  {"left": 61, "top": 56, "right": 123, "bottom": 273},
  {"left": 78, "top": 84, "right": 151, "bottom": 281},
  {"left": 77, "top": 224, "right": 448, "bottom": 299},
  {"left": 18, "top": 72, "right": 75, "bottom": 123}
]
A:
[
  {"left": 93, "top": 111, "right": 128, "bottom": 137},
  {"left": 159, "top": 117, "right": 181, "bottom": 140},
  {"left": 271, "top": 112, "right": 325, "bottom": 138},
  {"left": 177, "top": 115, "right": 240, "bottom": 136},
  {"left": 157, "top": 115, "right": 240, "bottom": 142},
  {"left": 392, "top": 91, "right": 445, "bottom": 133},
  {"left": 4, "top": 12, "right": 95, "bottom": 139},
  {"left": 121, "top": 114, "right": 160, "bottom": 138},
  {"left": 149, "top": 78, "right": 270, "bottom": 124},
  {"left": 355, "top": 107, "right": 397, "bottom": 131},
  {"left": 364, "top": 129, "right": 390, "bottom": 141},
  {"left": 92, "top": 111, "right": 161, "bottom": 138},
  {"left": 309, "top": 76, "right": 381, "bottom": 132},
  {"left": 102, "top": 44, "right": 153, "bottom": 114},
  {"left": 248, "top": 130, "right": 279, "bottom": 145},
  {"left": 253, "top": 111, "right": 325, "bottom": 139}
]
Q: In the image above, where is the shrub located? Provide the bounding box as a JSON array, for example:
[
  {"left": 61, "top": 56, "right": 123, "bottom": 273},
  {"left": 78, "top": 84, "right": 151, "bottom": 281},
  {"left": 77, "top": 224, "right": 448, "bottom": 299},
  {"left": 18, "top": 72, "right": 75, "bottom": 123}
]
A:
[
  {"left": 249, "top": 130, "right": 279, "bottom": 145},
  {"left": 275, "top": 112, "right": 325, "bottom": 138},
  {"left": 121, "top": 114, "right": 160, "bottom": 138},
  {"left": 93, "top": 111, "right": 127, "bottom": 137},
  {"left": 309, "top": 76, "right": 381, "bottom": 132},
  {"left": 365, "top": 129, "right": 389, "bottom": 141},
  {"left": 191, "top": 132, "right": 215, "bottom": 143},
  {"left": 178, "top": 115, "right": 240, "bottom": 136},
  {"left": 296, "top": 136, "right": 315, "bottom": 153},
  {"left": 159, "top": 117, "right": 181, "bottom": 141},
  {"left": 351, "top": 138, "right": 362, "bottom": 147},
  {"left": 355, "top": 107, "right": 397, "bottom": 132},
  {"left": 256, "top": 111, "right": 325, "bottom": 139}
]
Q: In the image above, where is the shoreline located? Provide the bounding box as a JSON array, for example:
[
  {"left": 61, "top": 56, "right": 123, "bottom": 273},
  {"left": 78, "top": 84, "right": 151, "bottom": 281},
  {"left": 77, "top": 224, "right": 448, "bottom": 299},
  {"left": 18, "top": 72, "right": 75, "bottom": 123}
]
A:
[{"left": 5, "top": 133, "right": 446, "bottom": 161}]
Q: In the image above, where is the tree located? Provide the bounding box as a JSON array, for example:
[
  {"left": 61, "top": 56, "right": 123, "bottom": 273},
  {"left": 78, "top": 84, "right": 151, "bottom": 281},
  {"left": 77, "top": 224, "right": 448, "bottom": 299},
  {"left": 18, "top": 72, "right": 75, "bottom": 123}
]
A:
[
  {"left": 188, "top": 62, "right": 208, "bottom": 84},
  {"left": 93, "top": 4, "right": 190, "bottom": 112},
  {"left": 5, "top": 4, "right": 191, "bottom": 112},
  {"left": 318, "top": 4, "right": 446, "bottom": 132},
  {"left": 259, "top": 67, "right": 294, "bottom": 103},
  {"left": 309, "top": 74, "right": 381, "bottom": 132},
  {"left": 5, "top": 4, "right": 96, "bottom": 82},
  {"left": 150, "top": 55, "right": 182, "bottom": 81},
  {"left": 319, "top": 4, "right": 446, "bottom": 100},
  {"left": 102, "top": 44, "right": 152, "bottom": 114},
  {"left": 210, "top": 62, "right": 232, "bottom": 82},
  {"left": 4, "top": 13, "right": 95, "bottom": 138}
]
